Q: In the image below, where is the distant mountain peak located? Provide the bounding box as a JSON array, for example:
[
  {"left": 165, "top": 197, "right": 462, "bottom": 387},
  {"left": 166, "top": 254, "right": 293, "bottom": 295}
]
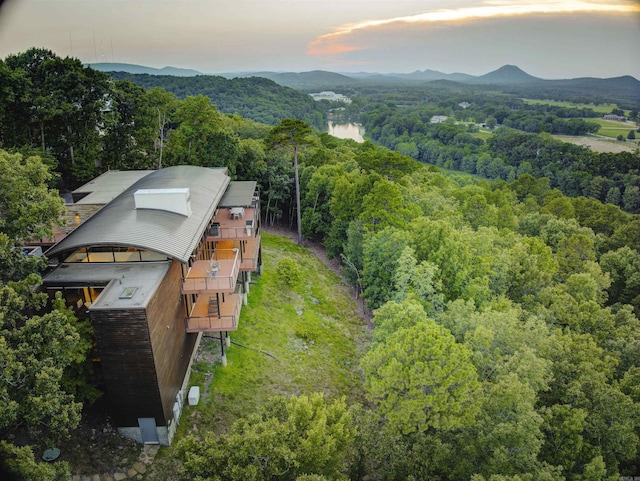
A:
[
  {"left": 475, "top": 65, "right": 541, "bottom": 84},
  {"left": 86, "top": 62, "right": 202, "bottom": 77}
]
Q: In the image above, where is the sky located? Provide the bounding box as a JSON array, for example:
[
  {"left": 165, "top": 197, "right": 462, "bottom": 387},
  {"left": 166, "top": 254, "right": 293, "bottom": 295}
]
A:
[{"left": 0, "top": 0, "right": 638, "bottom": 79}]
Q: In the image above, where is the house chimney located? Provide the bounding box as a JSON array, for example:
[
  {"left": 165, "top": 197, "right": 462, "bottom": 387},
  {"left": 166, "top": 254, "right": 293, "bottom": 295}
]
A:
[{"left": 134, "top": 188, "right": 192, "bottom": 216}]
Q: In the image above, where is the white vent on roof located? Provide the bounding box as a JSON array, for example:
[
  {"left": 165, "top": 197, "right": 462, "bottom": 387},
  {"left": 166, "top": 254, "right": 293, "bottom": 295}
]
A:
[{"left": 134, "top": 188, "right": 192, "bottom": 216}]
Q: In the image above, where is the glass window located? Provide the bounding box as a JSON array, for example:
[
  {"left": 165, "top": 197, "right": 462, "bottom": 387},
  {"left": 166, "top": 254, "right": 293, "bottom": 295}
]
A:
[
  {"left": 65, "top": 248, "right": 88, "bottom": 263},
  {"left": 114, "top": 247, "right": 141, "bottom": 262},
  {"left": 64, "top": 246, "right": 166, "bottom": 262},
  {"left": 87, "top": 247, "right": 115, "bottom": 263},
  {"left": 140, "top": 250, "right": 168, "bottom": 261}
]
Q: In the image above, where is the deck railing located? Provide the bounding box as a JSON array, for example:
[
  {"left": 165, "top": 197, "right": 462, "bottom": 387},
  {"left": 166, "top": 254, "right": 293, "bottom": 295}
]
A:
[
  {"left": 181, "top": 249, "right": 240, "bottom": 293},
  {"left": 209, "top": 224, "right": 255, "bottom": 239},
  {"left": 209, "top": 206, "right": 259, "bottom": 240},
  {"left": 185, "top": 295, "right": 241, "bottom": 332}
]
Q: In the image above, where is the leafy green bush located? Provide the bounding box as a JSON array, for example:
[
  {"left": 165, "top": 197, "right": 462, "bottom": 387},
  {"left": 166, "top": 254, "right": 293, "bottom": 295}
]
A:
[
  {"left": 276, "top": 257, "right": 303, "bottom": 289},
  {"left": 0, "top": 442, "right": 70, "bottom": 481},
  {"left": 176, "top": 393, "right": 354, "bottom": 481}
]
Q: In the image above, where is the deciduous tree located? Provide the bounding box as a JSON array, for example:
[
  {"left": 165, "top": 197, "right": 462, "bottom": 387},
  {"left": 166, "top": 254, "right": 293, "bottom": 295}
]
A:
[
  {"left": 0, "top": 150, "right": 65, "bottom": 243},
  {"left": 177, "top": 393, "right": 354, "bottom": 481}
]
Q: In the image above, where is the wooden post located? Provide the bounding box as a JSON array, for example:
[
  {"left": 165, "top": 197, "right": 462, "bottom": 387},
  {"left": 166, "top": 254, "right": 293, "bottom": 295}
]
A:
[{"left": 220, "top": 332, "right": 227, "bottom": 366}]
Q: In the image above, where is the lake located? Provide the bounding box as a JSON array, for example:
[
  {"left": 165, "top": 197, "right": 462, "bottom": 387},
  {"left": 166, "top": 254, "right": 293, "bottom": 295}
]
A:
[{"left": 327, "top": 121, "right": 365, "bottom": 143}]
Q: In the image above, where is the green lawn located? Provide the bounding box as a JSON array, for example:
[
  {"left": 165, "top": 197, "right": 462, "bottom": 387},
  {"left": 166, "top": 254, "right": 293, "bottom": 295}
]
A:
[
  {"left": 470, "top": 130, "right": 493, "bottom": 141},
  {"left": 180, "top": 232, "right": 370, "bottom": 435},
  {"left": 586, "top": 118, "right": 638, "bottom": 139},
  {"left": 521, "top": 98, "right": 620, "bottom": 114}
]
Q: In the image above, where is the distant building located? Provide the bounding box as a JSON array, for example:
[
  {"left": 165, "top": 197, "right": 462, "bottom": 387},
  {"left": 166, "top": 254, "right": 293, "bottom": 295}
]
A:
[
  {"left": 430, "top": 115, "right": 449, "bottom": 123},
  {"left": 309, "top": 91, "right": 352, "bottom": 104},
  {"left": 458, "top": 101, "right": 471, "bottom": 109},
  {"left": 603, "top": 114, "right": 626, "bottom": 121},
  {"left": 43, "top": 166, "right": 262, "bottom": 445}
]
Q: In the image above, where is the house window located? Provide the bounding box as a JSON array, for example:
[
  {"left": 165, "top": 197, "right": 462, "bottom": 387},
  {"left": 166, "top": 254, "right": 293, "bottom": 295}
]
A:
[
  {"left": 65, "top": 247, "right": 88, "bottom": 263},
  {"left": 50, "top": 285, "right": 106, "bottom": 315},
  {"left": 63, "top": 247, "right": 168, "bottom": 263}
]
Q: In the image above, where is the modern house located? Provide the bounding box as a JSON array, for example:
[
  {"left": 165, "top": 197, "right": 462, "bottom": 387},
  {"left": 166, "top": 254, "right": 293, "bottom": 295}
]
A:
[
  {"left": 309, "top": 91, "right": 352, "bottom": 103},
  {"left": 430, "top": 115, "right": 449, "bottom": 123},
  {"left": 43, "top": 166, "right": 261, "bottom": 445}
]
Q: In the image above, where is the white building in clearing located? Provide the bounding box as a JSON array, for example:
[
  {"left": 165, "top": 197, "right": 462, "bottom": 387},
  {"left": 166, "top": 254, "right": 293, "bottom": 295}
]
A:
[
  {"left": 430, "top": 115, "right": 449, "bottom": 123},
  {"left": 603, "top": 114, "right": 626, "bottom": 122},
  {"left": 309, "top": 91, "right": 352, "bottom": 104}
]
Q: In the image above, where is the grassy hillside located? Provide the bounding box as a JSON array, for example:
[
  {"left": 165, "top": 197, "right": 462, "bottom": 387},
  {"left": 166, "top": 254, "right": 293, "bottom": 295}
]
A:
[{"left": 179, "top": 233, "right": 369, "bottom": 435}]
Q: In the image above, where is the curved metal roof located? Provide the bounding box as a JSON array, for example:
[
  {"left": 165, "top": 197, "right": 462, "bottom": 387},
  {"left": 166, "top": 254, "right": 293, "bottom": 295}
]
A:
[{"left": 46, "top": 166, "right": 230, "bottom": 263}]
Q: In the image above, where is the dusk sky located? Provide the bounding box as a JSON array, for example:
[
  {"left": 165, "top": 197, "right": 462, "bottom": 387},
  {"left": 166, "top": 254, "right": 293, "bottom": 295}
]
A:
[{"left": 0, "top": 0, "right": 638, "bottom": 79}]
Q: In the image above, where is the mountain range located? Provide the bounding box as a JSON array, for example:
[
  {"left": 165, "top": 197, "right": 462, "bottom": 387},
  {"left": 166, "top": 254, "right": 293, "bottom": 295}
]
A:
[
  {"left": 87, "top": 62, "right": 202, "bottom": 77},
  {"left": 90, "top": 63, "right": 640, "bottom": 104}
]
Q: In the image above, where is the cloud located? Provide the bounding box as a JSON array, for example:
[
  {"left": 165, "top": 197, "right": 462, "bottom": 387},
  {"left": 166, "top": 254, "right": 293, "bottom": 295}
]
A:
[{"left": 307, "top": 0, "right": 640, "bottom": 58}]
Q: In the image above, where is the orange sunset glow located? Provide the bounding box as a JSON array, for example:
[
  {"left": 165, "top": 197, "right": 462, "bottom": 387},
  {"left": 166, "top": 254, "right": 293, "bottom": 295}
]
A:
[
  {"left": 0, "top": 0, "right": 638, "bottom": 77},
  {"left": 308, "top": 1, "right": 640, "bottom": 58}
]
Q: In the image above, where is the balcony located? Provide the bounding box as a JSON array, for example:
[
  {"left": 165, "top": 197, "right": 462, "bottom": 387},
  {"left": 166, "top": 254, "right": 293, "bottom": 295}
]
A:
[
  {"left": 239, "top": 234, "right": 261, "bottom": 271},
  {"left": 182, "top": 249, "right": 240, "bottom": 294},
  {"left": 185, "top": 292, "right": 242, "bottom": 333},
  {"left": 208, "top": 206, "right": 260, "bottom": 241}
]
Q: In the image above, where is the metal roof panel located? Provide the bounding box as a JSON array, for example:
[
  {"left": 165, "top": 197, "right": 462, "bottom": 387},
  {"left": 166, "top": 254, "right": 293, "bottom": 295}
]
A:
[
  {"left": 47, "top": 166, "right": 230, "bottom": 263},
  {"left": 219, "top": 181, "right": 257, "bottom": 207}
]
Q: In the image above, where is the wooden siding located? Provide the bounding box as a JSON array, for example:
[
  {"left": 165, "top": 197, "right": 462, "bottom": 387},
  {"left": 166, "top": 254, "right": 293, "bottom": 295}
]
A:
[
  {"left": 90, "top": 307, "right": 165, "bottom": 427},
  {"left": 147, "top": 261, "right": 199, "bottom": 426},
  {"left": 89, "top": 261, "right": 198, "bottom": 428}
]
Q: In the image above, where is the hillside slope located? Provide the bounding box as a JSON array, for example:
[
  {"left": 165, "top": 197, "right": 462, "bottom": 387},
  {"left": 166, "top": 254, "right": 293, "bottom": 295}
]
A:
[{"left": 108, "top": 72, "right": 328, "bottom": 126}]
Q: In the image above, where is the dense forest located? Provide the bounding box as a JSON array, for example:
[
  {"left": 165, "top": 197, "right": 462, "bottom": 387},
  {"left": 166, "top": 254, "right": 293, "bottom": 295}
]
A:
[
  {"left": 1, "top": 48, "right": 640, "bottom": 480},
  {"left": 342, "top": 89, "right": 640, "bottom": 213},
  {"left": 108, "top": 71, "right": 328, "bottom": 128}
]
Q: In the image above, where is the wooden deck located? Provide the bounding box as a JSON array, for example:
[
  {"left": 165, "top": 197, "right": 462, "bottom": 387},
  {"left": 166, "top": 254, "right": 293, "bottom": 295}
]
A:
[
  {"left": 209, "top": 207, "right": 259, "bottom": 240},
  {"left": 185, "top": 293, "right": 242, "bottom": 332},
  {"left": 182, "top": 253, "right": 239, "bottom": 294},
  {"left": 213, "top": 206, "right": 258, "bottom": 226}
]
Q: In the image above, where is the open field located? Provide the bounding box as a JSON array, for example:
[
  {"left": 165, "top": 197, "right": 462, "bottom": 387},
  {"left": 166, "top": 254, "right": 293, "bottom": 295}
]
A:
[
  {"left": 554, "top": 135, "right": 639, "bottom": 153},
  {"left": 521, "top": 99, "right": 620, "bottom": 114},
  {"left": 470, "top": 130, "right": 493, "bottom": 140},
  {"left": 587, "top": 118, "right": 638, "bottom": 138}
]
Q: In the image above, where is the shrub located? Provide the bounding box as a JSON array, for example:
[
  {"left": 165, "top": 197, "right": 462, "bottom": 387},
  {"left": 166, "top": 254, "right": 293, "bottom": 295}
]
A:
[
  {"left": 276, "top": 257, "right": 303, "bottom": 288},
  {"left": 176, "top": 393, "right": 354, "bottom": 481}
]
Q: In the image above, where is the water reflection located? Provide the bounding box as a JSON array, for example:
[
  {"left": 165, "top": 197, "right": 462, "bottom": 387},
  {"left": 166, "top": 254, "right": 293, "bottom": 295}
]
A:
[{"left": 327, "top": 121, "right": 365, "bottom": 143}]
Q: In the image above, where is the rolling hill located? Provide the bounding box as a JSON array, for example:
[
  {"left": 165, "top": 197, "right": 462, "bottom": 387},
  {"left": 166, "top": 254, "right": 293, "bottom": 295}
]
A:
[
  {"left": 226, "top": 70, "right": 357, "bottom": 89},
  {"left": 87, "top": 62, "right": 202, "bottom": 77},
  {"left": 94, "top": 62, "right": 640, "bottom": 106},
  {"left": 107, "top": 72, "right": 328, "bottom": 127}
]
